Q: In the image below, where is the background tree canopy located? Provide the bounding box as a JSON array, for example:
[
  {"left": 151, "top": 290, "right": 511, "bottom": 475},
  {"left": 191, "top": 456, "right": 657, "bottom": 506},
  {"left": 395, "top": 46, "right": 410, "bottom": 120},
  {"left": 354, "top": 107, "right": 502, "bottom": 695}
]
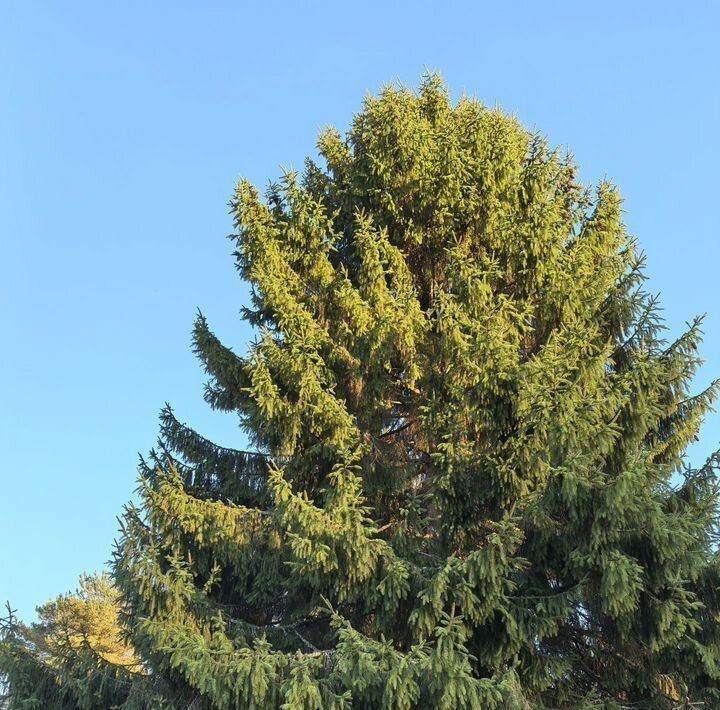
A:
[
  {"left": 0, "top": 573, "right": 150, "bottom": 708},
  {"left": 2, "top": 76, "right": 719, "bottom": 709}
]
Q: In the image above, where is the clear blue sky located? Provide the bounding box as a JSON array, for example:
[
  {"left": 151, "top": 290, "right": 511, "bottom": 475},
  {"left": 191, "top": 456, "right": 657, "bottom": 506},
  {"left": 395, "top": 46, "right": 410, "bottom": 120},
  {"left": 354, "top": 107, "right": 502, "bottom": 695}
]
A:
[{"left": 1, "top": 0, "right": 718, "bottom": 621}]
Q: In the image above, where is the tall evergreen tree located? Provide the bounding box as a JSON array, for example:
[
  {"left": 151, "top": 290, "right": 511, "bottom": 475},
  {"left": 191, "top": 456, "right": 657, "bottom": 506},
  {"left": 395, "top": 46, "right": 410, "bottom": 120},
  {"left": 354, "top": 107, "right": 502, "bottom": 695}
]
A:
[{"left": 109, "top": 76, "right": 719, "bottom": 708}]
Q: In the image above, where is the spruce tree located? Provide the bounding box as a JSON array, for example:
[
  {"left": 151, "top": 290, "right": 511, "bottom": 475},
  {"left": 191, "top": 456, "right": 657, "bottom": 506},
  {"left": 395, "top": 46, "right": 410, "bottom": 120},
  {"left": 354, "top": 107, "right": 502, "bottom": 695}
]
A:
[{"left": 111, "top": 76, "right": 720, "bottom": 708}]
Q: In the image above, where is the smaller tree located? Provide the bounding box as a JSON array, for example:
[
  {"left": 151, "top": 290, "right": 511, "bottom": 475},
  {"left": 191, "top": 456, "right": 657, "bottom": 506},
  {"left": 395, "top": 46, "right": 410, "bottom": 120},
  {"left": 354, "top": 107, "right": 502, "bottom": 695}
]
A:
[
  {"left": 0, "top": 572, "right": 160, "bottom": 709},
  {"left": 33, "top": 572, "right": 142, "bottom": 675}
]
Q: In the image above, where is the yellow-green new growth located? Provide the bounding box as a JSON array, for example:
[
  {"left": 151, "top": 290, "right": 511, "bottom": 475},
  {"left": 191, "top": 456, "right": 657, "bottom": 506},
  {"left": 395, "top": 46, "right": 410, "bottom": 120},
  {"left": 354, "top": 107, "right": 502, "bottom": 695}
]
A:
[{"left": 5, "top": 75, "right": 715, "bottom": 709}]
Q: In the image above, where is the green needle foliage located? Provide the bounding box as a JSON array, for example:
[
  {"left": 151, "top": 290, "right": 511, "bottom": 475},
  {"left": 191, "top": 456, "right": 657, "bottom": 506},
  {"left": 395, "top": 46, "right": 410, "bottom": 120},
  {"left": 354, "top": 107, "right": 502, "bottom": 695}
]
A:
[
  {"left": 6, "top": 75, "right": 718, "bottom": 709},
  {"left": 113, "top": 75, "right": 719, "bottom": 709},
  {"left": 0, "top": 574, "right": 169, "bottom": 709}
]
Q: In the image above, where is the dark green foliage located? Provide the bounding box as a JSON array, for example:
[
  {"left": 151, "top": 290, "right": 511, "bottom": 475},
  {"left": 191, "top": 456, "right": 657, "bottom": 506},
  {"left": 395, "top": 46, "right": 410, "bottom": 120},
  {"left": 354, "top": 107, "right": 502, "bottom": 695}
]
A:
[
  {"left": 0, "top": 580, "right": 169, "bottom": 710},
  {"left": 113, "top": 75, "right": 719, "bottom": 708},
  {"left": 5, "top": 75, "right": 719, "bottom": 708}
]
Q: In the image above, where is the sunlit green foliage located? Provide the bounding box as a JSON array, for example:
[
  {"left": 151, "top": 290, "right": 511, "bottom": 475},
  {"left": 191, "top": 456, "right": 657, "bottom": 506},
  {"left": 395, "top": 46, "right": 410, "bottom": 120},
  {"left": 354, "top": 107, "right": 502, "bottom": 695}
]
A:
[
  {"left": 4, "top": 75, "right": 719, "bottom": 709},
  {"left": 115, "top": 75, "right": 719, "bottom": 709},
  {"left": 0, "top": 573, "right": 167, "bottom": 709}
]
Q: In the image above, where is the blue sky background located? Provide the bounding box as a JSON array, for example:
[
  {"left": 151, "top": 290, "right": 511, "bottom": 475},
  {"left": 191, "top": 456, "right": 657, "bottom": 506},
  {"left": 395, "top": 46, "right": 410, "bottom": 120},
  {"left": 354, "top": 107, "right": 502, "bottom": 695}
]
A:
[{"left": 1, "top": 0, "right": 719, "bottom": 621}]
